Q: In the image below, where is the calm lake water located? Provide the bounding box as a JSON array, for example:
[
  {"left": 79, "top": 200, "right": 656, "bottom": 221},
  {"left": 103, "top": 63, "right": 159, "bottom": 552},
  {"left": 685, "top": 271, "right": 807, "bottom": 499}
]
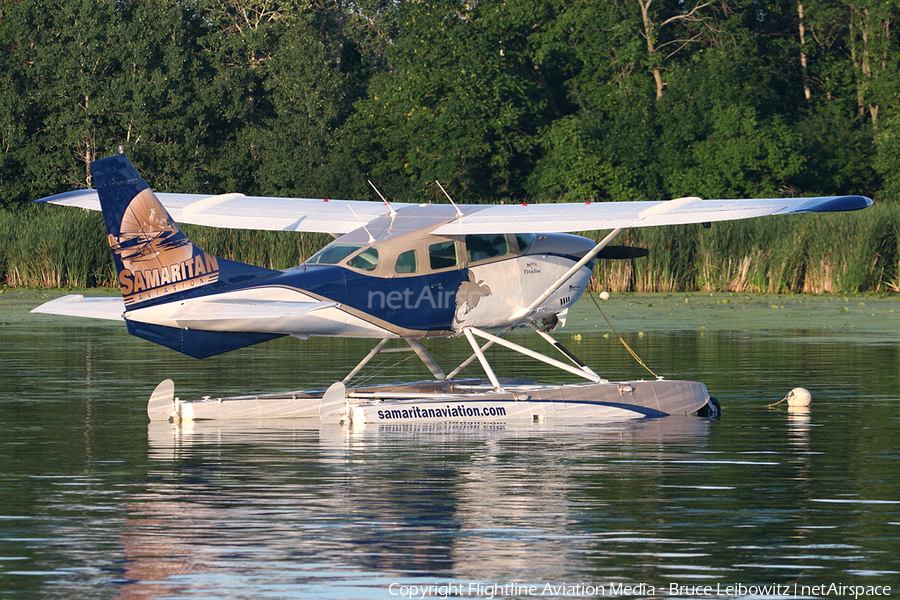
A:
[{"left": 1, "top": 291, "right": 898, "bottom": 599}]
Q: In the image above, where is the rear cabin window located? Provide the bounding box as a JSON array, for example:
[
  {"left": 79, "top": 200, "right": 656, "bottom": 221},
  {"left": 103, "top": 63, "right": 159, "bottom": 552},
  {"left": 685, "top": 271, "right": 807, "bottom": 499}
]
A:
[
  {"left": 309, "top": 244, "right": 362, "bottom": 265},
  {"left": 395, "top": 249, "right": 418, "bottom": 274},
  {"left": 429, "top": 241, "right": 458, "bottom": 270},
  {"left": 465, "top": 234, "right": 509, "bottom": 263},
  {"left": 346, "top": 247, "right": 379, "bottom": 271}
]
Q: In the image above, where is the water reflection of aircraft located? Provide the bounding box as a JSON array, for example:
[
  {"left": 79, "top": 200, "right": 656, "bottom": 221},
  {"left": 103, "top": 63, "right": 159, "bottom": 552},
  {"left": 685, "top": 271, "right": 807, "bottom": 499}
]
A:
[
  {"left": 32, "top": 153, "right": 871, "bottom": 423},
  {"left": 129, "top": 418, "right": 713, "bottom": 593}
]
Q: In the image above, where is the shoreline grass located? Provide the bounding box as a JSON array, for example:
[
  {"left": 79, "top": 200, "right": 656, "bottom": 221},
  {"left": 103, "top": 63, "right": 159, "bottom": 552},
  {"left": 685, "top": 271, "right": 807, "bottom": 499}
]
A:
[{"left": 590, "top": 204, "right": 900, "bottom": 294}]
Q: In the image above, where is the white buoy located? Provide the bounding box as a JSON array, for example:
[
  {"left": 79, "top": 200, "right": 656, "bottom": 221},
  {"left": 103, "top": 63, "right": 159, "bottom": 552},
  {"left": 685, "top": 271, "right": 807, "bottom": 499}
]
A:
[
  {"left": 785, "top": 387, "right": 812, "bottom": 407},
  {"left": 599, "top": 291, "right": 610, "bottom": 300}
]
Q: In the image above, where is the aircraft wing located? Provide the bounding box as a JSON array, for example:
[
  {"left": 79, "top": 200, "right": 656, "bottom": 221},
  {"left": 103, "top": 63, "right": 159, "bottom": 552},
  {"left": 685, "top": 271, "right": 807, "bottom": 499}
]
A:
[
  {"left": 38, "top": 189, "right": 871, "bottom": 236},
  {"left": 36, "top": 189, "right": 411, "bottom": 235},
  {"left": 432, "top": 195, "right": 873, "bottom": 234},
  {"left": 30, "top": 294, "right": 125, "bottom": 320}
]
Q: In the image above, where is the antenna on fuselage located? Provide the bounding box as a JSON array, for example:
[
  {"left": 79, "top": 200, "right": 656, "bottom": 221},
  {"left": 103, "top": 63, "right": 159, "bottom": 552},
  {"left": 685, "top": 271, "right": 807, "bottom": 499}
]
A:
[
  {"left": 368, "top": 180, "right": 397, "bottom": 217},
  {"left": 435, "top": 181, "right": 463, "bottom": 219},
  {"left": 348, "top": 205, "right": 376, "bottom": 243}
]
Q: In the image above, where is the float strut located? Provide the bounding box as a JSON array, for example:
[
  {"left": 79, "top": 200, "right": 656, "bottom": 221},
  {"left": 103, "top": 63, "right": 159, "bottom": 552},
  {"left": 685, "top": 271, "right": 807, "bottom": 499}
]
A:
[
  {"left": 463, "top": 327, "right": 503, "bottom": 392},
  {"left": 468, "top": 326, "right": 605, "bottom": 383},
  {"left": 406, "top": 339, "right": 445, "bottom": 380},
  {"left": 445, "top": 325, "right": 514, "bottom": 380}
]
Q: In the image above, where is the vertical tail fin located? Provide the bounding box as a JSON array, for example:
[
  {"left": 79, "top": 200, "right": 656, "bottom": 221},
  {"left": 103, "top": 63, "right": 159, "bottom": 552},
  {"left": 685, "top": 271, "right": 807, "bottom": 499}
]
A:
[{"left": 92, "top": 154, "right": 275, "bottom": 311}]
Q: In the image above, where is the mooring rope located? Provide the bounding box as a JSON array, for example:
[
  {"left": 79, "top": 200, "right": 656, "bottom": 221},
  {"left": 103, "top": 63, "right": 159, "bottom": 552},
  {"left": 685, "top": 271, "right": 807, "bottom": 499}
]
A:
[{"left": 589, "top": 292, "right": 660, "bottom": 379}]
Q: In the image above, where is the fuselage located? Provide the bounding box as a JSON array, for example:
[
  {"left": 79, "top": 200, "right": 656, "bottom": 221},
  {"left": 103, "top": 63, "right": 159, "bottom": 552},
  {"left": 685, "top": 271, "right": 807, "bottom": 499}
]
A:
[{"left": 125, "top": 204, "right": 599, "bottom": 339}]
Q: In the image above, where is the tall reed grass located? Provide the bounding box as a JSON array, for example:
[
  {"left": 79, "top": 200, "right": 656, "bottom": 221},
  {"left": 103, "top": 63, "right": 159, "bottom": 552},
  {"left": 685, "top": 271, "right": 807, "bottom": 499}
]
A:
[
  {"left": 3, "top": 203, "right": 897, "bottom": 293},
  {"left": 0, "top": 206, "right": 115, "bottom": 288},
  {"left": 592, "top": 203, "right": 900, "bottom": 293},
  {"left": 0, "top": 206, "right": 333, "bottom": 288}
]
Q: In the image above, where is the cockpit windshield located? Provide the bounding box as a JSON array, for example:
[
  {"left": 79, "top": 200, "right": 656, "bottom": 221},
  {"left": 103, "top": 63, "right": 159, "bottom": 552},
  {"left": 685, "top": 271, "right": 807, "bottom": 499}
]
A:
[
  {"left": 347, "top": 247, "right": 379, "bottom": 271},
  {"left": 515, "top": 233, "right": 536, "bottom": 252},
  {"left": 465, "top": 234, "right": 508, "bottom": 263}
]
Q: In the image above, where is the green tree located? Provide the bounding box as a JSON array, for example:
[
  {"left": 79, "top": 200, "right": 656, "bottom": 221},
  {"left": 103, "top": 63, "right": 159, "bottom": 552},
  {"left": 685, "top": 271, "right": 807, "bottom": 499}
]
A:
[
  {"left": 800, "top": 0, "right": 900, "bottom": 199},
  {"left": 200, "top": 0, "right": 375, "bottom": 198},
  {"left": 340, "top": 0, "right": 561, "bottom": 203},
  {"left": 658, "top": 50, "right": 807, "bottom": 199},
  {"left": 1, "top": 0, "right": 124, "bottom": 203},
  {"left": 0, "top": 0, "right": 218, "bottom": 203}
]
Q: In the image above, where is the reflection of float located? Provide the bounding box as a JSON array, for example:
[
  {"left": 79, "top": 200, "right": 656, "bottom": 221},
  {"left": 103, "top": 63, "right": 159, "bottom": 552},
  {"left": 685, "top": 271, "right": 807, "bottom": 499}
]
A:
[{"left": 146, "top": 415, "right": 712, "bottom": 453}]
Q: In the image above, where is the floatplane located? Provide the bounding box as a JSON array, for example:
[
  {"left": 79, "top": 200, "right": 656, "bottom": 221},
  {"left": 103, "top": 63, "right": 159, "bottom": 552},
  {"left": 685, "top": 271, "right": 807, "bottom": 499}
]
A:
[{"left": 32, "top": 152, "right": 871, "bottom": 424}]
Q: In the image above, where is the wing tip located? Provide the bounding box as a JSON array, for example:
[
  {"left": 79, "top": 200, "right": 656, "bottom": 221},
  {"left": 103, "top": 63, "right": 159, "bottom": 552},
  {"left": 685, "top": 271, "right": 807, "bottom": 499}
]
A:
[{"left": 798, "top": 195, "right": 873, "bottom": 213}]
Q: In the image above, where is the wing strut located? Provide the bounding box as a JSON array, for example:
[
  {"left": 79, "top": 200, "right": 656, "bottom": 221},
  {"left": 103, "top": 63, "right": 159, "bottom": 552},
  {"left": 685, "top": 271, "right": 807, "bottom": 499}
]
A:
[{"left": 512, "top": 227, "right": 625, "bottom": 321}]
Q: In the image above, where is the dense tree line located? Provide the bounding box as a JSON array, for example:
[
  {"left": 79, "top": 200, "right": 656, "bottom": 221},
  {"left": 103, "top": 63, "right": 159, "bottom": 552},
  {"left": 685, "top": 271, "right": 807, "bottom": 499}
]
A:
[{"left": 2, "top": 0, "right": 899, "bottom": 209}]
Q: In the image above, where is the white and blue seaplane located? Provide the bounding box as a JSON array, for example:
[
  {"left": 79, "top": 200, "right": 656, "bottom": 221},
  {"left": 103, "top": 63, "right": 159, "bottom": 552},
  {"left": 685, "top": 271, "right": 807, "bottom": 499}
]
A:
[{"left": 32, "top": 153, "right": 871, "bottom": 425}]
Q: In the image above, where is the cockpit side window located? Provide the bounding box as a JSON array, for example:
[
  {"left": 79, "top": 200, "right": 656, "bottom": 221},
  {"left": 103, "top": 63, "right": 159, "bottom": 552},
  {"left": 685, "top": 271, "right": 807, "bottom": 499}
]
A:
[
  {"left": 308, "top": 244, "right": 363, "bottom": 265},
  {"left": 395, "top": 249, "right": 418, "bottom": 274},
  {"left": 514, "top": 233, "right": 536, "bottom": 252},
  {"left": 346, "top": 247, "right": 379, "bottom": 271},
  {"left": 465, "top": 234, "right": 509, "bottom": 263},
  {"left": 429, "top": 241, "right": 458, "bottom": 270}
]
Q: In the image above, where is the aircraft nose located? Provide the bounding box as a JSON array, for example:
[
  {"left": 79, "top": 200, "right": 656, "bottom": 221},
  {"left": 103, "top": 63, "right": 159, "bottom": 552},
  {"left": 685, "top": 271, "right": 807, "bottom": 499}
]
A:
[{"left": 569, "top": 234, "right": 604, "bottom": 258}]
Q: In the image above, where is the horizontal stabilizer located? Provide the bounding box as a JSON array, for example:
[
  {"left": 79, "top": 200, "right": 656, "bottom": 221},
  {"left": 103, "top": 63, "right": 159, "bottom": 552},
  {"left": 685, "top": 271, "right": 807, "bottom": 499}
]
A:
[
  {"left": 156, "top": 299, "right": 337, "bottom": 322},
  {"left": 31, "top": 295, "right": 125, "bottom": 321}
]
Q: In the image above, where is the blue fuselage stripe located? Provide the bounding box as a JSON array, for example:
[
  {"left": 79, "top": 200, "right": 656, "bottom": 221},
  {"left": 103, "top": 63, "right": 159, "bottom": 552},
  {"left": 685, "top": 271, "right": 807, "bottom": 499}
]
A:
[{"left": 270, "top": 265, "right": 469, "bottom": 331}]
